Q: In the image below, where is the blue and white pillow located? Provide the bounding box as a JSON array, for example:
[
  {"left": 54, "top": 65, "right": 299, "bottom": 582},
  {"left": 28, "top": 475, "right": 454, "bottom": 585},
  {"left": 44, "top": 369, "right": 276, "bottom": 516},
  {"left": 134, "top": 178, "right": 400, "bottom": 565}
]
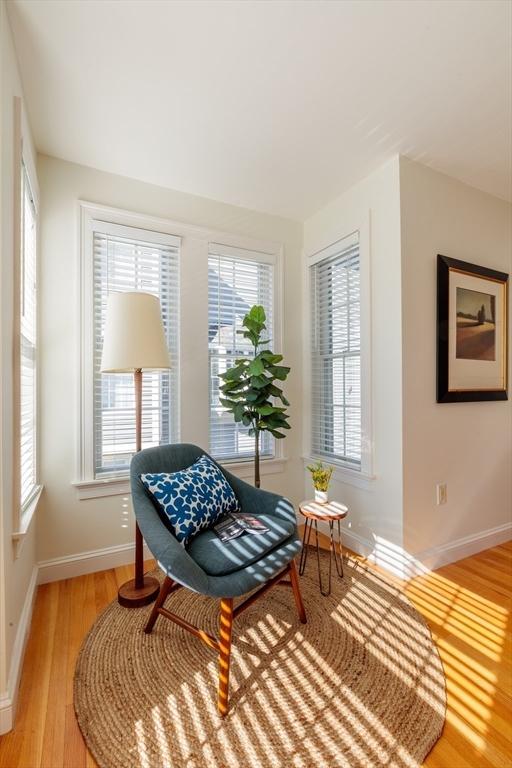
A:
[{"left": 140, "top": 454, "right": 240, "bottom": 545}]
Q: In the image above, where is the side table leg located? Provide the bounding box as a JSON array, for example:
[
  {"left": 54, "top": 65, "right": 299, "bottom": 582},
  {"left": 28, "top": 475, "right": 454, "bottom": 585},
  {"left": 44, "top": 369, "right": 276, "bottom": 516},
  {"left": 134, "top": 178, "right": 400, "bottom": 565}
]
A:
[
  {"left": 299, "top": 518, "right": 312, "bottom": 576},
  {"left": 333, "top": 518, "right": 344, "bottom": 578},
  {"left": 314, "top": 520, "right": 330, "bottom": 596}
]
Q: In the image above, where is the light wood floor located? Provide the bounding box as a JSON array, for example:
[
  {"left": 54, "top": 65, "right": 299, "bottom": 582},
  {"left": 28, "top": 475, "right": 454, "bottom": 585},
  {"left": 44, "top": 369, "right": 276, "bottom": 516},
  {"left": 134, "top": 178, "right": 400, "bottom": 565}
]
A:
[{"left": 0, "top": 540, "right": 511, "bottom": 768}]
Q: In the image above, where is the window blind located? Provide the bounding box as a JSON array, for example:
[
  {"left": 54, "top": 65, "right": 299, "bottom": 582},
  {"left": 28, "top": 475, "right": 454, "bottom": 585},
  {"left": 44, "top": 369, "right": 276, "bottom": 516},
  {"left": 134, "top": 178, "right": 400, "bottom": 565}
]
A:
[
  {"left": 208, "top": 247, "right": 274, "bottom": 461},
  {"left": 93, "top": 221, "right": 179, "bottom": 477},
  {"left": 20, "top": 163, "right": 38, "bottom": 507},
  {"left": 310, "top": 233, "right": 361, "bottom": 467}
]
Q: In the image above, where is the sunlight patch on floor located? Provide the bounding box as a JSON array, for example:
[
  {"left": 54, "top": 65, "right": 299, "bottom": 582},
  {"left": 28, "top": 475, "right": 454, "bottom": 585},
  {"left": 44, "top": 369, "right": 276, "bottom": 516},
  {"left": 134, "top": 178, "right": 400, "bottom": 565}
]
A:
[
  {"left": 165, "top": 693, "right": 191, "bottom": 763},
  {"left": 150, "top": 706, "right": 171, "bottom": 768},
  {"left": 134, "top": 720, "right": 150, "bottom": 768},
  {"left": 405, "top": 562, "right": 511, "bottom": 766}
]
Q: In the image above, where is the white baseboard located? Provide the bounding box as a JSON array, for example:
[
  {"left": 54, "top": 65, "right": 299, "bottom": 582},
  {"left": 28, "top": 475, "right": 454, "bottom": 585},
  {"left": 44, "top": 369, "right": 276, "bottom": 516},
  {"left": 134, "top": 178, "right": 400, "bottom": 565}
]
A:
[
  {"left": 340, "top": 527, "right": 413, "bottom": 579},
  {"left": 414, "top": 521, "right": 512, "bottom": 573},
  {"left": 315, "top": 518, "right": 512, "bottom": 580},
  {"left": 38, "top": 541, "right": 152, "bottom": 584},
  {"left": 340, "top": 527, "right": 375, "bottom": 560},
  {"left": 0, "top": 565, "right": 38, "bottom": 735}
]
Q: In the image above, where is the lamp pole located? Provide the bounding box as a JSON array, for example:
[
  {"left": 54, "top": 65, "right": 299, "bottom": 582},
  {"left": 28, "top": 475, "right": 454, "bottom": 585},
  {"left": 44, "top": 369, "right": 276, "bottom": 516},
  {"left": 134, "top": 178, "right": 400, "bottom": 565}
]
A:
[{"left": 117, "top": 369, "right": 160, "bottom": 607}]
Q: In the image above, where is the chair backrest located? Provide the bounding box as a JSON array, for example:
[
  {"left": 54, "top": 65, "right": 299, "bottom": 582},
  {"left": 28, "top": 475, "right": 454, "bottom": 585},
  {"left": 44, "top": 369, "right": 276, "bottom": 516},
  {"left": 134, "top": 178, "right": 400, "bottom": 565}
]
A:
[
  {"left": 131, "top": 443, "right": 207, "bottom": 481},
  {"left": 130, "top": 444, "right": 217, "bottom": 593}
]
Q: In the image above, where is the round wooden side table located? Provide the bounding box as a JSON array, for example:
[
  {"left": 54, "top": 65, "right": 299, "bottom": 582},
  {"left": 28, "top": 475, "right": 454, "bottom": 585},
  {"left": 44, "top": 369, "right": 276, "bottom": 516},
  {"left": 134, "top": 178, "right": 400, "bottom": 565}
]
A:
[{"left": 298, "top": 500, "right": 348, "bottom": 596}]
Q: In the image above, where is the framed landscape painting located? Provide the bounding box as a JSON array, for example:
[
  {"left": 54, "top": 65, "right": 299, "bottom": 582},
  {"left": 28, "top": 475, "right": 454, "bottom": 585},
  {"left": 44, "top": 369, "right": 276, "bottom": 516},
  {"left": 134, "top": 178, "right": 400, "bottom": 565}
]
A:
[{"left": 437, "top": 255, "right": 508, "bottom": 403}]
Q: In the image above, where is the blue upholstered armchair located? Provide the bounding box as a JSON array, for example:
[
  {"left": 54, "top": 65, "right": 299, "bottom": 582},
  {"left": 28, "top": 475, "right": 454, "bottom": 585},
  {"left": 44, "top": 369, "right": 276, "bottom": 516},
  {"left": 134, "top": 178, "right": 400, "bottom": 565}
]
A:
[{"left": 131, "top": 443, "right": 307, "bottom": 716}]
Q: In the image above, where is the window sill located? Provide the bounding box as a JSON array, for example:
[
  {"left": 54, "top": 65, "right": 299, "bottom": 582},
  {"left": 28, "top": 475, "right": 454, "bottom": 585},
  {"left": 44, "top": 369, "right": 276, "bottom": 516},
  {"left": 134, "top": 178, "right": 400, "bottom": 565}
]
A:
[
  {"left": 303, "top": 457, "right": 375, "bottom": 491},
  {"left": 72, "top": 476, "right": 131, "bottom": 500},
  {"left": 220, "top": 457, "right": 287, "bottom": 480},
  {"left": 12, "top": 484, "right": 43, "bottom": 557},
  {"left": 73, "top": 457, "right": 287, "bottom": 500}
]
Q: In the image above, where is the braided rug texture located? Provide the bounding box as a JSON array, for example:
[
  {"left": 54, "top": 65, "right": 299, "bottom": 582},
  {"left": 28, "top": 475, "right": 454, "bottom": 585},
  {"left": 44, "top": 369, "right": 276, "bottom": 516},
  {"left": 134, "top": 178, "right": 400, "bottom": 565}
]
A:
[{"left": 74, "top": 553, "right": 446, "bottom": 768}]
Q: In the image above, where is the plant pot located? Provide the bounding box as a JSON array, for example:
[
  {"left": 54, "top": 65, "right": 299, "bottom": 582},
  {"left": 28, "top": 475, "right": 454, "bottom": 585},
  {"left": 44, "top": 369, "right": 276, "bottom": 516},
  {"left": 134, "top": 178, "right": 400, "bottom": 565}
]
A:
[{"left": 314, "top": 489, "right": 328, "bottom": 504}]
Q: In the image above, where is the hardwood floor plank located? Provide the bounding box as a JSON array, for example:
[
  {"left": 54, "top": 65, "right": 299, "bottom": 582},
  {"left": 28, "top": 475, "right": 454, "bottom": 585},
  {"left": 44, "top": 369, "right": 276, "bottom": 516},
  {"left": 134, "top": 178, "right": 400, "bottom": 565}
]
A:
[
  {"left": 0, "top": 584, "right": 47, "bottom": 768},
  {"left": 425, "top": 720, "right": 498, "bottom": 768},
  {"left": 40, "top": 580, "right": 71, "bottom": 768},
  {"left": 64, "top": 575, "right": 90, "bottom": 768},
  {"left": 444, "top": 564, "right": 511, "bottom": 603},
  {"left": 18, "top": 582, "right": 58, "bottom": 768}
]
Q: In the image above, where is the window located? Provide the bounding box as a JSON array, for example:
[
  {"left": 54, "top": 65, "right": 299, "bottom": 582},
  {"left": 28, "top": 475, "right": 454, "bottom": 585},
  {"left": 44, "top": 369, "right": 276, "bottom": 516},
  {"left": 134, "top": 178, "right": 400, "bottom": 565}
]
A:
[
  {"left": 78, "top": 204, "right": 284, "bottom": 495},
  {"left": 208, "top": 245, "right": 274, "bottom": 461},
  {"left": 19, "top": 162, "right": 38, "bottom": 507},
  {"left": 92, "top": 220, "right": 180, "bottom": 477},
  {"left": 310, "top": 232, "right": 361, "bottom": 467}
]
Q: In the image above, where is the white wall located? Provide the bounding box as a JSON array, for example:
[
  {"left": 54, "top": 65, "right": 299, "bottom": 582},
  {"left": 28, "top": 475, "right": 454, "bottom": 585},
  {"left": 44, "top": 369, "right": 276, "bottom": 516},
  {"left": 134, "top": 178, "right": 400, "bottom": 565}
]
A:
[
  {"left": 302, "top": 158, "right": 405, "bottom": 573},
  {"left": 0, "top": 0, "right": 38, "bottom": 732},
  {"left": 37, "top": 154, "right": 303, "bottom": 565},
  {"left": 301, "top": 156, "right": 511, "bottom": 576},
  {"left": 400, "top": 157, "right": 512, "bottom": 566}
]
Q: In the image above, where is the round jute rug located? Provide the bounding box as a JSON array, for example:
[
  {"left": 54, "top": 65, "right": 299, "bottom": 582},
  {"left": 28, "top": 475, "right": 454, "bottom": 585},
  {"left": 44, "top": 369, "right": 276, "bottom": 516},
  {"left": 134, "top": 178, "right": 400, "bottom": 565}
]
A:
[{"left": 74, "top": 553, "right": 446, "bottom": 768}]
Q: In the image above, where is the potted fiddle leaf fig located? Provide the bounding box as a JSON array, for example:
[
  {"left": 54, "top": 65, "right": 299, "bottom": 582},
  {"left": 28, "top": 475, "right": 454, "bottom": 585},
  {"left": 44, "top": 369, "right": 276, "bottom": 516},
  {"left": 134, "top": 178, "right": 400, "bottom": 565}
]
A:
[{"left": 219, "top": 305, "right": 290, "bottom": 488}]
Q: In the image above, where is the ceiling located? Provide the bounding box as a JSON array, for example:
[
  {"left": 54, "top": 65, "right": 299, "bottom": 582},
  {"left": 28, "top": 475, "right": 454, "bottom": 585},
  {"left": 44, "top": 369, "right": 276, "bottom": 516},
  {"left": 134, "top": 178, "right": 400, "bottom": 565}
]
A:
[{"left": 7, "top": 0, "right": 512, "bottom": 220}]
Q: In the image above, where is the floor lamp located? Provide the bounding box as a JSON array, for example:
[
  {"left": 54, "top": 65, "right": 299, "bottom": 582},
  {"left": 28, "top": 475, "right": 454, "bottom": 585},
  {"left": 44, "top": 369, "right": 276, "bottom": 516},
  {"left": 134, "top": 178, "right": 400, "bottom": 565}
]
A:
[{"left": 101, "top": 291, "right": 170, "bottom": 608}]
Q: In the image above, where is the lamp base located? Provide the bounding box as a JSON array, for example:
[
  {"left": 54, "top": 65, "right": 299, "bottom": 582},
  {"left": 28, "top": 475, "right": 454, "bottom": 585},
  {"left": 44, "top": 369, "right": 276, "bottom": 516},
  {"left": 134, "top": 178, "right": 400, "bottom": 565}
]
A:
[{"left": 118, "top": 575, "right": 160, "bottom": 608}]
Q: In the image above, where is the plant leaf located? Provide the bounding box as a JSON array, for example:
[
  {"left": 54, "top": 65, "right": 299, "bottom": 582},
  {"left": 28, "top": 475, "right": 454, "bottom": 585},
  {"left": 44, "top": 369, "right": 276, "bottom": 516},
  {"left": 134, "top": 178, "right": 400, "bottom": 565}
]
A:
[
  {"left": 269, "top": 365, "right": 290, "bottom": 380},
  {"left": 219, "top": 398, "right": 238, "bottom": 410},
  {"left": 221, "top": 379, "right": 243, "bottom": 392},
  {"left": 266, "top": 384, "right": 282, "bottom": 398},
  {"left": 248, "top": 305, "right": 266, "bottom": 325},
  {"left": 220, "top": 363, "right": 246, "bottom": 381},
  {"left": 257, "top": 405, "right": 285, "bottom": 416},
  {"left": 247, "top": 358, "right": 265, "bottom": 376},
  {"left": 261, "top": 351, "right": 283, "bottom": 364},
  {"left": 250, "top": 375, "right": 270, "bottom": 390},
  {"left": 237, "top": 402, "right": 248, "bottom": 416}
]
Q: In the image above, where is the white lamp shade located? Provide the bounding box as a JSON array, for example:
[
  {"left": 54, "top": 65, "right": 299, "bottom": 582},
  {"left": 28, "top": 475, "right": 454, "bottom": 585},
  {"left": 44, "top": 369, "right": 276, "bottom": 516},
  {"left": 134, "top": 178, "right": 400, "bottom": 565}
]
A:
[{"left": 100, "top": 292, "right": 171, "bottom": 372}]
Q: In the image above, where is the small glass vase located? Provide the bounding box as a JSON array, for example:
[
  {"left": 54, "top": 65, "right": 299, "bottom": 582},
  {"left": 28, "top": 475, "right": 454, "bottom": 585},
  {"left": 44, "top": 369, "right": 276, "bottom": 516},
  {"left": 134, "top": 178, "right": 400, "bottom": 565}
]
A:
[{"left": 314, "top": 489, "right": 329, "bottom": 504}]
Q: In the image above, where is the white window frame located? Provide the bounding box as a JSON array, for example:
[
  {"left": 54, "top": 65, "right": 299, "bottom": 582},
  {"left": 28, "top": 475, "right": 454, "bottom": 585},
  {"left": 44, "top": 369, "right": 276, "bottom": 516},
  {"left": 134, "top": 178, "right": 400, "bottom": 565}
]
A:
[
  {"left": 208, "top": 243, "right": 279, "bottom": 463},
  {"left": 77, "top": 204, "right": 181, "bottom": 487},
  {"left": 12, "top": 96, "right": 42, "bottom": 547},
  {"left": 75, "top": 202, "right": 285, "bottom": 499},
  {"left": 303, "top": 215, "right": 373, "bottom": 486}
]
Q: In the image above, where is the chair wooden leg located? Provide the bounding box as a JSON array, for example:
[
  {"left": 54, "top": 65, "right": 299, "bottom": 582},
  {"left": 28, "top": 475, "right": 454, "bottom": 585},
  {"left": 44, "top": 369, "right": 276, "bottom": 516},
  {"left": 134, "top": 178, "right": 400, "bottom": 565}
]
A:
[
  {"left": 289, "top": 560, "right": 307, "bottom": 624},
  {"left": 218, "top": 597, "right": 234, "bottom": 717},
  {"left": 144, "top": 576, "right": 174, "bottom": 634}
]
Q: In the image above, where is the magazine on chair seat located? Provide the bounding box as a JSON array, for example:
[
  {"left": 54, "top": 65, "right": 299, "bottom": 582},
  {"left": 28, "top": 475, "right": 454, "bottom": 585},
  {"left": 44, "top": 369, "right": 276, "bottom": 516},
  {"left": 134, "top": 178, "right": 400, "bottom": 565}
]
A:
[{"left": 213, "top": 513, "right": 270, "bottom": 542}]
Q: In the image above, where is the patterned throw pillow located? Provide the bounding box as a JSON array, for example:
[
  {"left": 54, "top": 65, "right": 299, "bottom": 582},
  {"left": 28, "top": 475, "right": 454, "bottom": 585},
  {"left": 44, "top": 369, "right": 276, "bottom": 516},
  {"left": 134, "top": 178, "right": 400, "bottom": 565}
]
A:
[{"left": 140, "top": 454, "right": 240, "bottom": 545}]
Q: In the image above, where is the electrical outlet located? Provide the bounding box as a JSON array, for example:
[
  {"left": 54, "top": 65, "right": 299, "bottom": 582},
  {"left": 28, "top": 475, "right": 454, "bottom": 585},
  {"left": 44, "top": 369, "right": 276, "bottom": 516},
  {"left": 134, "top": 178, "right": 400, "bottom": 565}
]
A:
[{"left": 436, "top": 483, "right": 447, "bottom": 505}]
